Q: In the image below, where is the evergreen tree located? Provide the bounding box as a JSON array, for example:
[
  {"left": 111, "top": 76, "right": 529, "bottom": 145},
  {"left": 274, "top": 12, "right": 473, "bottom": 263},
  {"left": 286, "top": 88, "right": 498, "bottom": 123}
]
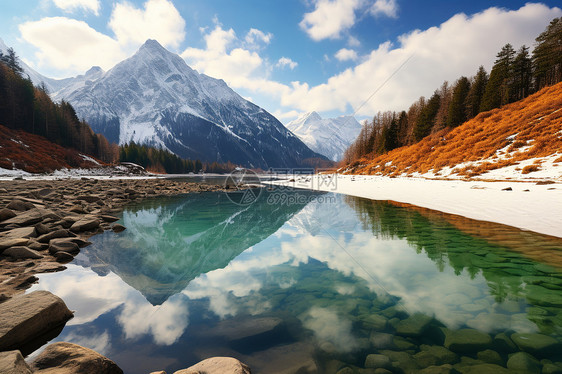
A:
[
  {"left": 413, "top": 91, "right": 440, "bottom": 141},
  {"left": 465, "top": 66, "right": 488, "bottom": 119},
  {"left": 532, "top": 17, "right": 562, "bottom": 89},
  {"left": 511, "top": 45, "right": 532, "bottom": 101},
  {"left": 0, "top": 48, "right": 24, "bottom": 77},
  {"left": 447, "top": 76, "right": 471, "bottom": 127},
  {"left": 480, "top": 44, "right": 515, "bottom": 111}
]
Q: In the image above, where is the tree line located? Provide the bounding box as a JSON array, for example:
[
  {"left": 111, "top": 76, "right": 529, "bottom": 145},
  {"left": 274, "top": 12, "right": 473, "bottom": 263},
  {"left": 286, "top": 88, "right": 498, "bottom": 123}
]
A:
[
  {"left": 120, "top": 142, "right": 237, "bottom": 174},
  {"left": 343, "top": 17, "right": 562, "bottom": 164},
  {"left": 0, "top": 48, "right": 118, "bottom": 163}
]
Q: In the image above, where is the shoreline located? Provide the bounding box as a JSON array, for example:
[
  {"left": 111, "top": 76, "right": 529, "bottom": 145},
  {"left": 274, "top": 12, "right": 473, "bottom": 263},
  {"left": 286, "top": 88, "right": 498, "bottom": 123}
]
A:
[
  {"left": 0, "top": 178, "right": 225, "bottom": 300},
  {"left": 267, "top": 174, "right": 562, "bottom": 239}
]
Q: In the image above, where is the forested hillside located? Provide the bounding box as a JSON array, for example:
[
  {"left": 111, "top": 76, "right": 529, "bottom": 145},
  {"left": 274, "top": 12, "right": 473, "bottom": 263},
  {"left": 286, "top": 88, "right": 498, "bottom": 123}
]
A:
[{"left": 343, "top": 17, "right": 562, "bottom": 168}]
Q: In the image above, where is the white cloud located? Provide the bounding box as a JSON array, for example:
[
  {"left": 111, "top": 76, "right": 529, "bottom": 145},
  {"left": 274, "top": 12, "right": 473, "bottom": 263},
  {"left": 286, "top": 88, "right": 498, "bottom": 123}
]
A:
[
  {"left": 335, "top": 48, "right": 358, "bottom": 61},
  {"left": 283, "top": 3, "right": 562, "bottom": 115},
  {"left": 52, "top": 0, "right": 100, "bottom": 15},
  {"left": 300, "top": 0, "right": 363, "bottom": 41},
  {"left": 19, "top": 16, "right": 126, "bottom": 75},
  {"left": 347, "top": 35, "right": 361, "bottom": 47},
  {"left": 245, "top": 28, "right": 273, "bottom": 48},
  {"left": 370, "top": 0, "right": 398, "bottom": 18},
  {"left": 277, "top": 57, "right": 298, "bottom": 70},
  {"left": 109, "top": 0, "right": 185, "bottom": 48}
]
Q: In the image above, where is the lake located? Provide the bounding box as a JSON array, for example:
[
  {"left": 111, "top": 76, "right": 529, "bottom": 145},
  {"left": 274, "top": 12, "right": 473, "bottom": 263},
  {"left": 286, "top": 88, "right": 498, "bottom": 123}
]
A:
[{"left": 28, "top": 187, "right": 562, "bottom": 373}]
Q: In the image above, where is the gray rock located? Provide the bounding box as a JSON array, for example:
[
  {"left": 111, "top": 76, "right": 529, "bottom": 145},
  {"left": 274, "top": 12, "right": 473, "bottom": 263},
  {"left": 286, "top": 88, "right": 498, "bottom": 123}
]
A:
[
  {"left": 0, "top": 350, "right": 33, "bottom": 374},
  {"left": 476, "top": 349, "right": 503, "bottom": 366},
  {"left": 0, "top": 238, "right": 29, "bottom": 251},
  {"left": 0, "top": 208, "right": 17, "bottom": 221},
  {"left": 365, "top": 354, "right": 391, "bottom": 369},
  {"left": 48, "top": 241, "right": 79, "bottom": 255},
  {"left": 37, "top": 229, "right": 70, "bottom": 243},
  {"left": 3, "top": 246, "right": 43, "bottom": 259},
  {"left": 101, "top": 215, "right": 119, "bottom": 223},
  {"left": 55, "top": 251, "right": 75, "bottom": 263},
  {"left": 0, "top": 291, "right": 73, "bottom": 351},
  {"left": 0, "top": 227, "right": 36, "bottom": 239},
  {"left": 173, "top": 357, "right": 250, "bottom": 374},
  {"left": 70, "top": 216, "right": 100, "bottom": 232},
  {"left": 6, "top": 200, "right": 34, "bottom": 211},
  {"left": 1, "top": 209, "right": 43, "bottom": 227},
  {"left": 31, "top": 342, "right": 123, "bottom": 374},
  {"left": 444, "top": 329, "right": 492, "bottom": 353},
  {"left": 395, "top": 313, "right": 434, "bottom": 337},
  {"left": 506, "top": 352, "right": 541, "bottom": 373},
  {"left": 511, "top": 333, "right": 561, "bottom": 356},
  {"left": 112, "top": 224, "right": 126, "bottom": 233}
]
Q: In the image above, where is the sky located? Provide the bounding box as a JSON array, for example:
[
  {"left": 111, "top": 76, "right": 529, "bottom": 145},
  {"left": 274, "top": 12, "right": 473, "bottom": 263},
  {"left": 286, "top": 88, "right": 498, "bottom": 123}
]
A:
[{"left": 0, "top": 0, "right": 561, "bottom": 123}]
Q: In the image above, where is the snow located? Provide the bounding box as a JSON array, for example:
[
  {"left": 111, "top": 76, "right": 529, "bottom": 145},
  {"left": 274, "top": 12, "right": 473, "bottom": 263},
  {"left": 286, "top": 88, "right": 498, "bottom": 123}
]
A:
[
  {"left": 80, "top": 154, "right": 101, "bottom": 166},
  {"left": 0, "top": 167, "right": 31, "bottom": 177},
  {"left": 268, "top": 174, "right": 562, "bottom": 238}
]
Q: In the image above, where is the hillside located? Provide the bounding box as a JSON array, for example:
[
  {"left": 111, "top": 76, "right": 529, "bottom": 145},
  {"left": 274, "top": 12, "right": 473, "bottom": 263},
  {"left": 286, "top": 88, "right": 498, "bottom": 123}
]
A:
[
  {"left": 0, "top": 124, "right": 104, "bottom": 174},
  {"left": 345, "top": 82, "right": 562, "bottom": 181}
]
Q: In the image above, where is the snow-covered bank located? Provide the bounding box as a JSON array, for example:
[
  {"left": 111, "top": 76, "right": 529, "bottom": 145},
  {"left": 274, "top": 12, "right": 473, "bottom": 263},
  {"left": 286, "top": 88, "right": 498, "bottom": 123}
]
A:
[{"left": 268, "top": 175, "right": 562, "bottom": 238}]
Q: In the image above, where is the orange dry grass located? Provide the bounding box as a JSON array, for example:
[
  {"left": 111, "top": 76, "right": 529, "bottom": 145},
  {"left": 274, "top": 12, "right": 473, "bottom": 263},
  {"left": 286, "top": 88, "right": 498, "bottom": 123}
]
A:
[
  {"left": 351, "top": 82, "right": 562, "bottom": 177},
  {"left": 0, "top": 124, "right": 104, "bottom": 173}
]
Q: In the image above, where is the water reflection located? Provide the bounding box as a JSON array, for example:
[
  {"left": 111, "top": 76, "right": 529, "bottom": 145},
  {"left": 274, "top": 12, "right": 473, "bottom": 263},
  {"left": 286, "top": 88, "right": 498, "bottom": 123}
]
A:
[{"left": 28, "top": 191, "right": 562, "bottom": 373}]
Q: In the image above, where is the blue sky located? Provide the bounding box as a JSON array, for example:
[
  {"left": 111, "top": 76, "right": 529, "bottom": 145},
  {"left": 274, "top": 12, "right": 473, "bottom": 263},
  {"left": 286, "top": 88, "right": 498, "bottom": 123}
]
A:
[{"left": 1, "top": 0, "right": 561, "bottom": 122}]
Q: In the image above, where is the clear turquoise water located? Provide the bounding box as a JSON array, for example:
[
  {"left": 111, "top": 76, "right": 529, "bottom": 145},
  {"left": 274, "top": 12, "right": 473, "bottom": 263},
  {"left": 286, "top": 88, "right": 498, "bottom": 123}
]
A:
[{"left": 28, "top": 188, "right": 562, "bottom": 373}]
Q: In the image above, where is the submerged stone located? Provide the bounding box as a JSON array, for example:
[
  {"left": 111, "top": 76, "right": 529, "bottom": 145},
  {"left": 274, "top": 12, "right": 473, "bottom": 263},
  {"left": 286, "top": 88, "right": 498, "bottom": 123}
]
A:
[
  {"left": 395, "top": 313, "right": 434, "bottom": 337},
  {"left": 444, "top": 329, "right": 492, "bottom": 353},
  {"left": 506, "top": 352, "right": 541, "bottom": 373},
  {"left": 511, "top": 333, "right": 561, "bottom": 356}
]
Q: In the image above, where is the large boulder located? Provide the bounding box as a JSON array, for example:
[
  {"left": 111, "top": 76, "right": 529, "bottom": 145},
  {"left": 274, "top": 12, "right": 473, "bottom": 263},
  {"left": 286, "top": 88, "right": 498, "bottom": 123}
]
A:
[
  {"left": 511, "top": 333, "right": 561, "bottom": 356},
  {"left": 0, "top": 227, "right": 36, "bottom": 240},
  {"left": 174, "top": 357, "right": 251, "bottom": 374},
  {"left": 444, "top": 329, "right": 492, "bottom": 353},
  {"left": 0, "top": 291, "right": 73, "bottom": 351},
  {"left": 0, "top": 238, "right": 29, "bottom": 252},
  {"left": 31, "top": 342, "right": 123, "bottom": 374},
  {"left": 3, "top": 246, "right": 43, "bottom": 259},
  {"left": 1, "top": 208, "right": 44, "bottom": 226},
  {"left": 0, "top": 350, "right": 32, "bottom": 374},
  {"left": 69, "top": 216, "right": 100, "bottom": 233}
]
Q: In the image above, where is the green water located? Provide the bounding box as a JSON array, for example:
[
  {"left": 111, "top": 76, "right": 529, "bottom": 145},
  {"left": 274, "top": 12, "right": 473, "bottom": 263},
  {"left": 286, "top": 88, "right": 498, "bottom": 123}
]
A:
[{"left": 29, "top": 189, "right": 562, "bottom": 373}]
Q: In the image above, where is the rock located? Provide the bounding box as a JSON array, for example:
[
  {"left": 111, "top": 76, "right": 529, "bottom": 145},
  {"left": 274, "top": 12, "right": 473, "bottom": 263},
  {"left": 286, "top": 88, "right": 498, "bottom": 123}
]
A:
[
  {"left": 476, "top": 349, "right": 503, "bottom": 366},
  {"left": 37, "top": 229, "right": 70, "bottom": 243},
  {"left": 365, "top": 354, "right": 392, "bottom": 370},
  {"left": 395, "top": 313, "right": 434, "bottom": 337},
  {"left": 0, "top": 350, "right": 33, "bottom": 374},
  {"left": 492, "top": 332, "right": 517, "bottom": 353},
  {"left": 55, "top": 251, "right": 75, "bottom": 263},
  {"left": 173, "top": 357, "right": 250, "bottom": 374},
  {"left": 49, "top": 241, "right": 79, "bottom": 255},
  {"left": 370, "top": 332, "right": 395, "bottom": 349},
  {"left": 27, "top": 240, "right": 48, "bottom": 251},
  {"left": 75, "top": 195, "right": 101, "bottom": 203},
  {"left": 381, "top": 350, "right": 421, "bottom": 373},
  {"left": 6, "top": 199, "right": 34, "bottom": 211},
  {"left": 525, "top": 285, "right": 562, "bottom": 307},
  {"left": 419, "top": 345, "right": 458, "bottom": 365},
  {"left": 3, "top": 246, "right": 43, "bottom": 259},
  {"left": 0, "top": 227, "right": 36, "bottom": 239},
  {"left": 70, "top": 216, "right": 100, "bottom": 233},
  {"left": 457, "top": 363, "right": 509, "bottom": 373},
  {"left": 0, "top": 291, "right": 73, "bottom": 351},
  {"left": 362, "top": 314, "right": 388, "bottom": 330},
  {"left": 112, "top": 224, "right": 126, "bottom": 233},
  {"left": 444, "top": 329, "right": 492, "bottom": 353},
  {"left": 418, "top": 364, "right": 458, "bottom": 374},
  {"left": 34, "top": 223, "right": 51, "bottom": 235},
  {"left": 150, "top": 372, "right": 167, "bottom": 374},
  {"left": 542, "top": 363, "right": 562, "bottom": 374},
  {"left": 0, "top": 238, "right": 29, "bottom": 251},
  {"left": 50, "top": 237, "right": 90, "bottom": 248},
  {"left": 511, "top": 333, "right": 561, "bottom": 356},
  {"left": 101, "top": 215, "right": 119, "bottom": 223},
  {"left": 31, "top": 342, "right": 123, "bottom": 374},
  {"left": 393, "top": 336, "right": 417, "bottom": 351},
  {"left": 1, "top": 209, "right": 43, "bottom": 227},
  {"left": 209, "top": 316, "right": 284, "bottom": 344},
  {"left": 0, "top": 208, "right": 17, "bottom": 221},
  {"left": 501, "top": 187, "right": 512, "bottom": 191},
  {"left": 506, "top": 352, "right": 541, "bottom": 373}
]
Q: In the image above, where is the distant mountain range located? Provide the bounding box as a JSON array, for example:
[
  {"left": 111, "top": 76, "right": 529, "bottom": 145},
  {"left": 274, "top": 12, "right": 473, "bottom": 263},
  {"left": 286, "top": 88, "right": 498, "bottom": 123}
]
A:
[
  {"left": 1, "top": 38, "right": 330, "bottom": 169},
  {"left": 286, "top": 111, "right": 362, "bottom": 161}
]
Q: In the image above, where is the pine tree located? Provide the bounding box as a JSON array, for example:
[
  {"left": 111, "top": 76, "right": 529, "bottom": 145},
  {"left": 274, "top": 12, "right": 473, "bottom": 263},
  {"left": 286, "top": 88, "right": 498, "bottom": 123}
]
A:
[
  {"left": 414, "top": 91, "right": 440, "bottom": 141},
  {"left": 532, "top": 17, "right": 562, "bottom": 89},
  {"left": 447, "top": 77, "right": 471, "bottom": 127},
  {"left": 465, "top": 66, "right": 488, "bottom": 119},
  {"left": 0, "top": 48, "right": 24, "bottom": 77},
  {"left": 511, "top": 45, "right": 532, "bottom": 101},
  {"left": 480, "top": 44, "right": 515, "bottom": 111}
]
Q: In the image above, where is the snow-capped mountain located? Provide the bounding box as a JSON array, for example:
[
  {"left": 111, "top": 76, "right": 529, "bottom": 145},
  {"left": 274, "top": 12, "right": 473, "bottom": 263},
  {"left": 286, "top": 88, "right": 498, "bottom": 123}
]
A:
[
  {"left": 286, "top": 111, "right": 362, "bottom": 161},
  {"left": 52, "top": 39, "right": 327, "bottom": 169}
]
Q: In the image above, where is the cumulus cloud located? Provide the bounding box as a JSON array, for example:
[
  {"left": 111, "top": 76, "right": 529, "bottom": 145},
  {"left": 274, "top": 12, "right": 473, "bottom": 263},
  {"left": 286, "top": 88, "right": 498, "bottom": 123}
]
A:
[
  {"left": 245, "top": 28, "right": 273, "bottom": 48},
  {"left": 19, "top": 0, "right": 186, "bottom": 77},
  {"left": 370, "top": 0, "right": 398, "bottom": 18},
  {"left": 109, "top": 0, "right": 186, "bottom": 48},
  {"left": 300, "top": 0, "right": 363, "bottom": 41},
  {"left": 284, "top": 3, "right": 562, "bottom": 115},
  {"left": 277, "top": 57, "right": 298, "bottom": 70},
  {"left": 19, "top": 16, "right": 126, "bottom": 74},
  {"left": 335, "top": 48, "right": 358, "bottom": 61},
  {"left": 52, "top": 0, "right": 100, "bottom": 15}
]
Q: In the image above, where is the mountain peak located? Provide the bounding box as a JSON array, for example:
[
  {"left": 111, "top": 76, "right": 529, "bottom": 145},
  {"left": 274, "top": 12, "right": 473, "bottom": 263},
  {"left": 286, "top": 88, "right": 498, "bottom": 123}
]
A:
[
  {"left": 301, "top": 111, "right": 322, "bottom": 122},
  {"left": 86, "top": 66, "right": 103, "bottom": 76},
  {"left": 139, "top": 39, "right": 167, "bottom": 53}
]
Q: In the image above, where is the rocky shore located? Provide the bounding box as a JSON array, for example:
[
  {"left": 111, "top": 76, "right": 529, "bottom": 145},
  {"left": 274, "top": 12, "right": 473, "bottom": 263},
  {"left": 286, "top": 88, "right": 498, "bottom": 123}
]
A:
[{"left": 0, "top": 177, "right": 254, "bottom": 373}]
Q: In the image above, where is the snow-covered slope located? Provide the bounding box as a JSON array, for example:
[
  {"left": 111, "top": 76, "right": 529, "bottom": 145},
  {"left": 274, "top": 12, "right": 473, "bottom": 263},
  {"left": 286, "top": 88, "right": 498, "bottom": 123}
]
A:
[
  {"left": 53, "top": 39, "right": 326, "bottom": 169},
  {"left": 286, "top": 111, "right": 362, "bottom": 161}
]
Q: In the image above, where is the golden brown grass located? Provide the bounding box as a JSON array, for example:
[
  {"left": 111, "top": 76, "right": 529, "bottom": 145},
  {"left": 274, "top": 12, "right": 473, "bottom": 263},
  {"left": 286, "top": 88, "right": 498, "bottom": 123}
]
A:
[{"left": 348, "top": 82, "right": 562, "bottom": 177}]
